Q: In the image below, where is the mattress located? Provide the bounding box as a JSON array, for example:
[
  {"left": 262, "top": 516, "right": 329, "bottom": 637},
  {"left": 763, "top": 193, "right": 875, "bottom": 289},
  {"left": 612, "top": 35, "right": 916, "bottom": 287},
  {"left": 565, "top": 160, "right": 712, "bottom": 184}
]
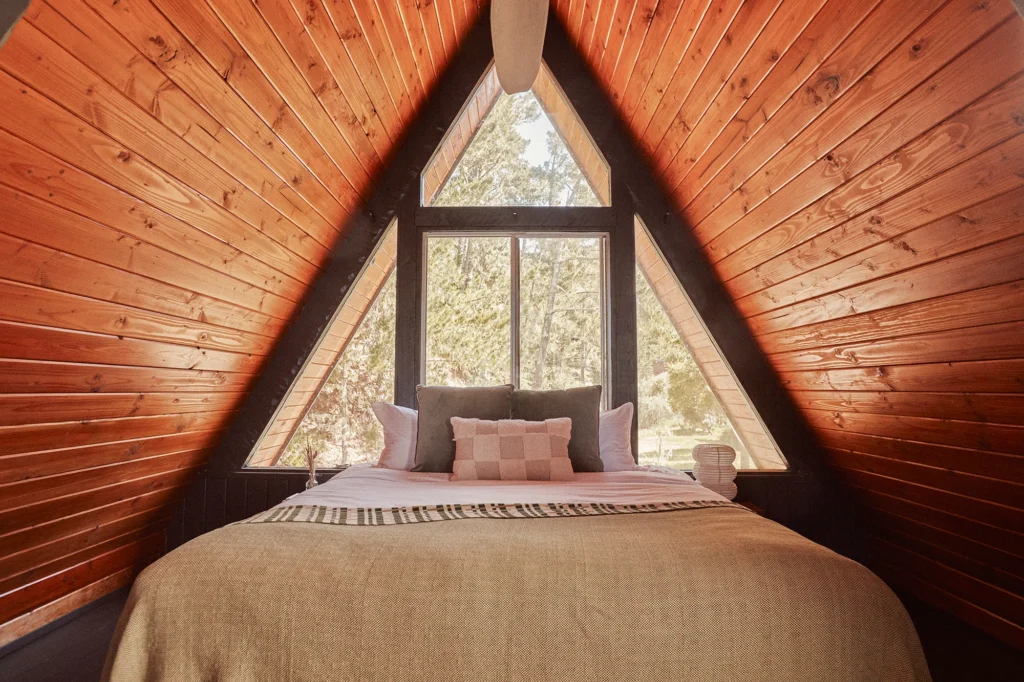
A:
[{"left": 102, "top": 466, "right": 930, "bottom": 681}]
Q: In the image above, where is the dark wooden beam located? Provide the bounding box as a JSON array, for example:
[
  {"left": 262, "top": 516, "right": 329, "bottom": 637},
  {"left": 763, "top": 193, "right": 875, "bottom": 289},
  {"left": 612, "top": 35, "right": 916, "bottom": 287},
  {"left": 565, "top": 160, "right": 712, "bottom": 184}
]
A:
[
  {"left": 608, "top": 179, "right": 639, "bottom": 459},
  {"left": 395, "top": 191, "right": 423, "bottom": 408},
  {"left": 416, "top": 206, "right": 615, "bottom": 228},
  {"left": 541, "top": 12, "right": 841, "bottom": 495},
  {"left": 202, "top": 7, "right": 496, "bottom": 475}
]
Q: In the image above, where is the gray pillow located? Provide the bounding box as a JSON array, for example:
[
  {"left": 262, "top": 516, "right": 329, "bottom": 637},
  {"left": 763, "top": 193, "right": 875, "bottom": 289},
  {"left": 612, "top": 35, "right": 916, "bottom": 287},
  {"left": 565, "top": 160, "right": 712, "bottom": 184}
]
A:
[
  {"left": 512, "top": 386, "right": 603, "bottom": 472},
  {"left": 413, "top": 385, "right": 514, "bottom": 472}
]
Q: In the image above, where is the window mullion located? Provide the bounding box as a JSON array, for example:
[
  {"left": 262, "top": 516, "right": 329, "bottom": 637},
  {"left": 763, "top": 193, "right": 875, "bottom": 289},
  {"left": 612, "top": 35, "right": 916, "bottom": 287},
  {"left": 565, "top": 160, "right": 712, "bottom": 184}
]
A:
[{"left": 510, "top": 235, "right": 521, "bottom": 388}]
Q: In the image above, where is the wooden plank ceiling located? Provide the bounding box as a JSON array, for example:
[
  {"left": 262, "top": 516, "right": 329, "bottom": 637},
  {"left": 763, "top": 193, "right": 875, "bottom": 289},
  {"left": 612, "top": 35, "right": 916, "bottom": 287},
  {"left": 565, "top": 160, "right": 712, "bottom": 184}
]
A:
[
  {"left": 0, "top": 0, "right": 1021, "bottom": 649},
  {"left": 552, "top": 0, "right": 1024, "bottom": 646},
  {"left": 0, "top": 0, "right": 484, "bottom": 644}
]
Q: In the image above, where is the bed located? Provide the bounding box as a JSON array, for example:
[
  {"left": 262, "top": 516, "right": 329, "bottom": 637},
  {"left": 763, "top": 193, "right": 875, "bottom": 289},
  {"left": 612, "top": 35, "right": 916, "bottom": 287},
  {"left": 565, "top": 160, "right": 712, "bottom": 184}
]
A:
[{"left": 102, "top": 465, "right": 930, "bottom": 681}]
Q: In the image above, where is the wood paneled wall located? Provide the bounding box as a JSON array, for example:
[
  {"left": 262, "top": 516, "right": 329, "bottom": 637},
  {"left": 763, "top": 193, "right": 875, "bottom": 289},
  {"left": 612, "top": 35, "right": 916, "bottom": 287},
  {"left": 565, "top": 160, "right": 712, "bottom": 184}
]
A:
[
  {"left": 0, "top": 0, "right": 482, "bottom": 643},
  {"left": 554, "top": 0, "right": 1024, "bottom": 646}
]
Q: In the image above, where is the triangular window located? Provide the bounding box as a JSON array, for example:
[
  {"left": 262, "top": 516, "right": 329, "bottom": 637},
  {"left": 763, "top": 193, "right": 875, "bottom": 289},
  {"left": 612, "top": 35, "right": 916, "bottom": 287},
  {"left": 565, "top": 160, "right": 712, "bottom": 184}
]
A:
[
  {"left": 635, "top": 220, "right": 787, "bottom": 470},
  {"left": 423, "top": 64, "right": 610, "bottom": 207},
  {"left": 246, "top": 228, "right": 397, "bottom": 468}
]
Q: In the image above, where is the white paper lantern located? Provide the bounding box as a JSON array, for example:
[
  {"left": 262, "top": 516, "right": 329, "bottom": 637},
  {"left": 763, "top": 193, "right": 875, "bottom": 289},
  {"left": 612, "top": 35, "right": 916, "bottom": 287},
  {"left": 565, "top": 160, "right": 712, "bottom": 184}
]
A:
[
  {"left": 491, "top": 0, "right": 548, "bottom": 94},
  {"left": 692, "top": 444, "right": 738, "bottom": 500}
]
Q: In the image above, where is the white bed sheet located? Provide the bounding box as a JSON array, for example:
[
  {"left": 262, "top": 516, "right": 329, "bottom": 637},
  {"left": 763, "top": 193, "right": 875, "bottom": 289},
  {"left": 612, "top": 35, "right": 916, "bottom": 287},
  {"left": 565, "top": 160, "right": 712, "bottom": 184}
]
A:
[{"left": 277, "top": 463, "right": 726, "bottom": 509}]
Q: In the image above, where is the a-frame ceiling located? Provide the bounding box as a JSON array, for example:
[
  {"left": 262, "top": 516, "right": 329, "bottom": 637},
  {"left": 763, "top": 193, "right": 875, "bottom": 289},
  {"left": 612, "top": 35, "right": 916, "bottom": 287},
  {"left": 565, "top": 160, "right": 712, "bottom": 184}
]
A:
[{"left": 0, "top": 0, "right": 1021, "bottom": 649}]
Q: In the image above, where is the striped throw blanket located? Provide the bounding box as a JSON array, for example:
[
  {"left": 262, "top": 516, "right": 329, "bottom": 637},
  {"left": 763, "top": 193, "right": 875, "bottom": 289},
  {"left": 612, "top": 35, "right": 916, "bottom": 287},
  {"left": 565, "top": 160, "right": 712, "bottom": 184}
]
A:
[{"left": 241, "top": 499, "right": 744, "bottom": 526}]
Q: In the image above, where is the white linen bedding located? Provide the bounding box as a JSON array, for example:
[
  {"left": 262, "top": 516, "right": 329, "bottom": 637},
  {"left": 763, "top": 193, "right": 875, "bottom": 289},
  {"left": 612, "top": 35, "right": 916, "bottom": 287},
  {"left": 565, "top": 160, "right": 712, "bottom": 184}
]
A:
[{"left": 276, "top": 463, "right": 724, "bottom": 509}]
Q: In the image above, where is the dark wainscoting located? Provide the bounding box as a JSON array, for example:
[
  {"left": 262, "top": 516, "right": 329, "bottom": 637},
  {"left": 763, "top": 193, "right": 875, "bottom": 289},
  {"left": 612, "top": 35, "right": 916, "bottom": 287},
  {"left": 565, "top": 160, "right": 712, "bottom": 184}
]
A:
[{"left": 166, "top": 470, "right": 331, "bottom": 551}]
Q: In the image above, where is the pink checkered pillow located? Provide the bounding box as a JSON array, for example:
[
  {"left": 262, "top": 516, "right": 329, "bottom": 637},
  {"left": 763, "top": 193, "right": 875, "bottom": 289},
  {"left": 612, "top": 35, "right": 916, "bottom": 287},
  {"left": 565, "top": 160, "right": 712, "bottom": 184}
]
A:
[{"left": 450, "top": 417, "right": 574, "bottom": 481}]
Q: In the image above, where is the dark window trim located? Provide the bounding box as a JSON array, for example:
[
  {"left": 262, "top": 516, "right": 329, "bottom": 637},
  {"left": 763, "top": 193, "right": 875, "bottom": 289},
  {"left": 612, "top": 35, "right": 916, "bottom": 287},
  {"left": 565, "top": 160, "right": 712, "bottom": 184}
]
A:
[{"left": 396, "top": 188, "right": 639, "bottom": 457}]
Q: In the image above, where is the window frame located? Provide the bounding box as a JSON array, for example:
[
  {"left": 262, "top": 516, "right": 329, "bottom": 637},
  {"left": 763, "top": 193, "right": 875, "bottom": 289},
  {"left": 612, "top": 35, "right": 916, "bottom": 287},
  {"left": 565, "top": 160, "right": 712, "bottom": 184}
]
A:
[
  {"left": 421, "top": 230, "right": 610, "bottom": 402},
  {"left": 396, "top": 191, "right": 640, "bottom": 457}
]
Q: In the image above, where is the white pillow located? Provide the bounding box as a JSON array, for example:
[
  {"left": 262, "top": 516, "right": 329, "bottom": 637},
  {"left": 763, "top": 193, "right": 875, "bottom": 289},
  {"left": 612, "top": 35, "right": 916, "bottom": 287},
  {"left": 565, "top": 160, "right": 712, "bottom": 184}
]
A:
[
  {"left": 599, "top": 402, "right": 636, "bottom": 472},
  {"left": 371, "top": 402, "right": 418, "bottom": 470}
]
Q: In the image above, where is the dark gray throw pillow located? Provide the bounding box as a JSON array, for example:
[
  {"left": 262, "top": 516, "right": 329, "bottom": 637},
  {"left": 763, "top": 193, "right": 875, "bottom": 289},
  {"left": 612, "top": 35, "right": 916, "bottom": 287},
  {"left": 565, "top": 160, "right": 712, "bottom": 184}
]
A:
[
  {"left": 413, "top": 385, "right": 514, "bottom": 473},
  {"left": 512, "top": 385, "right": 603, "bottom": 472}
]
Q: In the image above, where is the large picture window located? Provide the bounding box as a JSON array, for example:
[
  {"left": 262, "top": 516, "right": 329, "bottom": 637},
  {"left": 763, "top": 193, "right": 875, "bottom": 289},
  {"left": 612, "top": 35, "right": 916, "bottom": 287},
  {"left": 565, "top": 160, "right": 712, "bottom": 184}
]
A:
[
  {"left": 424, "top": 234, "right": 606, "bottom": 394},
  {"left": 246, "top": 61, "right": 786, "bottom": 473}
]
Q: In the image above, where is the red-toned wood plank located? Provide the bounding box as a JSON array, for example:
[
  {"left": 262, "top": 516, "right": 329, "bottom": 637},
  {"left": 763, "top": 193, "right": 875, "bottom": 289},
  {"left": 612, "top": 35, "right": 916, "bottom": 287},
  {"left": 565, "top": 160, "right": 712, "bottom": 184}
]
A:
[
  {"left": 615, "top": 0, "right": 684, "bottom": 123},
  {"left": 675, "top": 0, "right": 880, "bottom": 203},
  {"left": 299, "top": 0, "right": 402, "bottom": 143},
  {"left": 825, "top": 447, "right": 1023, "bottom": 508},
  {"left": 0, "top": 429, "right": 222, "bottom": 484},
  {"left": 868, "top": 535, "right": 1024, "bottom": 644},
  {"left": 736, "top": 186, "right": 1024, "bottom": 320},
  {"left": 853, "top": 486, "right": 1024, "bottom": 561},
  {"left": 0, "top": 184, "right": 293, "bottom": 322},
  {"left": 0, "top": 359, "right": 250, "bottom": 394},
  {"left": 779, "top": 359, "right": 1024, "bottom": 394},
  {"left": 637, "top": 0, "right": 743, "bottom": 152},
  {"left": 660, "top": 0, "right": 829, "bottom": 194},
  {"left": 863, "top": 508, "right": 1024, "bottom": 587},
  {"left": 80, "top": 0, "right": 348, "bottom": 224},
  {"left": 769, "top": 320, "right": 1024, "bottom": 373},
  {"left": 574, "top": 0, "right": 600, "bottom": 60},
  {"left": 24, "top": 0, "right": 334, "bottom": 238},
  {"left": 653, "top": 0, "right": 785, "bottom": 167},
  {"left": 0, "top": 465, "right": 200, "bottom": 538},
  {"left": 681, "top": 0, "right": 941, "bottom": 222},
  {"left": 0, "top": 227, "right": 283, "bottom": 335},
  {"left": 203, "top": 0, "right": 376, "bottom": 189},
  {"left": 0, "top": 278, "right": 275, "bottom": 356},
  {"left": 412, "top": 0, "right": 445, "bottom": 79},
  {"left": 799, "top": 390, "right": 1024, "bottom": 427},
  {"left": 0, "top": 409, "right": 232, "bottom": 457},
  {"left": 871, "top": 526, "right": 1024, "bottom": 600},
  {"left": 840, "top": 468, "right": 1024, "bottom": 535},
  {"left": 0, "top": 532, "right": 163, "bottom": 626},
  {"left": 751, "top": 233, "right": 1024, "bottom": 337},
  {"left": 0, "top": 511, "right": 169, "bottom": 597},
  {"left": 807, "top": 409, "right": 1024, "bottom": 456},
  {"left": 253, "top": 0, "right": 391, "bottom": 163},
  {"left": 433, "top": 0, "right": 458, "bottom": 62},
  {"left": 726, "top": 132, "right": 1024, "bottom": 300},
  {"left": 0, "top": 562, "right": 137, "bottom": 647},
  {"left": 0, "top": 449, "right": 209, "bottom": 515},
  {"left": 605, "top": 0, "right": 658, "bottom": 104},
  {"left": 0, "top": 392, "right": 240, "bottom": 428},
  {"left": 594, "top": 0, "right": 636, "bottom": 82},
  {"left": 0, "top": 484, "right": 185, "bottom": 561},
  {"left": 0, "top": 73, "right": 320, "bottom": 281},
  {"left": 694, "top": 1, "right": 1019, "bottom": 249},
  {"left": 818, "top": 429, "right": 1024, "bottom": 485},
  {"left": 0, "top": 321, "right": 263, "bottom": 374},
  {"left": 392, "top": 0, "right": 435, "bottom": 94},
  {"left": 583, "top": 0, "right": 615, "bottom": 67},
  {"left": 0, "top": 134, "right": 304, "bottom": 303},
  {"left": 871, "top": 556, "right": 1024, "bottom": 649},
  {"left": 759, "top": 279, "right": 1024, "bottom": 361},
  {"left": 711, "top": 71, "right": 1024, "bottom": 278},
  {"left": 345, "top": 0, "right": 416, "bottom": 122},
  {"left": 0, "top": 20, "right": 335, "bottom": 267}
]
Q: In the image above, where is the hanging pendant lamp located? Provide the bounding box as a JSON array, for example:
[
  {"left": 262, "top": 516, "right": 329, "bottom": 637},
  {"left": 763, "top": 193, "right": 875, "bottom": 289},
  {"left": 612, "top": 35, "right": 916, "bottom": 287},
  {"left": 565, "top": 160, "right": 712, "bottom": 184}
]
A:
[{"left": 491, "top": 0, "right": 549, "bottom": 94}]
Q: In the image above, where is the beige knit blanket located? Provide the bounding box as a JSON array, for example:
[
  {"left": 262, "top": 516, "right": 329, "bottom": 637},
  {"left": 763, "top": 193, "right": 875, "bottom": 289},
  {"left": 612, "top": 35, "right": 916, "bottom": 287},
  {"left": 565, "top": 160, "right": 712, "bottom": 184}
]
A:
[{"left": 103, "top": 507, "right": 930, "bottom": 681}]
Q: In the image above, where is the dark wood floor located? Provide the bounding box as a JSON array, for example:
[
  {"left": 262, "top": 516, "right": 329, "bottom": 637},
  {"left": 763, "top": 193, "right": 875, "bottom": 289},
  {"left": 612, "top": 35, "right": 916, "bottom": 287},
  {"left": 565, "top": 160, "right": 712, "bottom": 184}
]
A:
[
  {"left": 0, "top": 590, "right": 128, "bottom": 682},
  {"left": 900, "top": 592, "right": 1024, "bottom": 682}
]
